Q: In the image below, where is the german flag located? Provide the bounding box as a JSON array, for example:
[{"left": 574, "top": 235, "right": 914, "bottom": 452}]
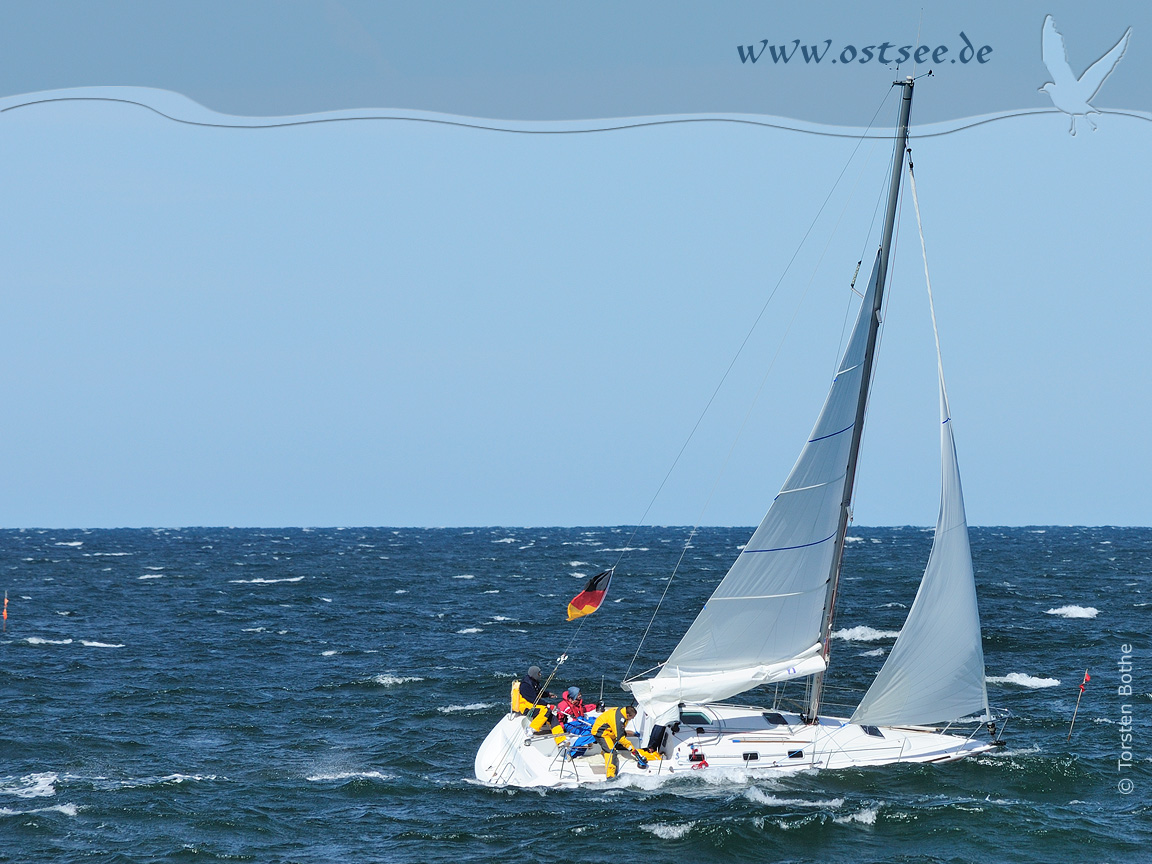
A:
[{"left": 567, "top": 568, "right": 613, "bottom": 621}]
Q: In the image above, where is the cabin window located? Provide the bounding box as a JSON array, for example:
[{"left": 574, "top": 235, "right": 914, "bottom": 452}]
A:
[
  {"left": 679, "top": 710, "right": 714, "bottom": 727},
  {"left": 762, "top": 712, "right": 787, "bottom": 726},
  {"left": 742, "top": 752, "right": 759, "bottom": 761},
  {"left": 860, "top": 725, "right": 884, "bottom": 738},
  {"left": 787, "top": 749, "right": 804, "bottom": 759}
]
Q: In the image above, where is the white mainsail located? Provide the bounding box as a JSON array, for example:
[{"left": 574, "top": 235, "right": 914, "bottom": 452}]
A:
[{"left": 629, "top": 252, "right": 883, "bottom": 718}]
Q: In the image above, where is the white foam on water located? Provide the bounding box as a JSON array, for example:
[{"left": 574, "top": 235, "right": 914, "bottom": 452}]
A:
[
  {"left": 986, "top": 673, "right": 1061, "bottom": 688},
  {"left": 456, "top": 627, "right": 483, "bottom": 634},
  {"left": 306, "top": 770, "right": 391, "bottom": 782},
  {"left": 92, "top": 552, "right": 132, "bottom": 556},
  {"left": 25, "top": 637, "right": 73, "bottom": 645},
  {"left": 483, "top": 590, "right": 500, "bottom": 594},
  {"left": 242, "top": 627, "right": 266, "bottom": 633},
  {"left": 437, "top": 702, "right": 499, "bottom": 714},
  {"left": 394, "top": 589, "right": 408, "bottom": 594},
  {"left": 0, "top": 773, "right": 57, "bottom": 799},
  {"left": 229, "top": 576, "right": 305, "bottom": 584},
  {"left": 138, "top": 574, "right": 165, "bottom": 580},
  {"left": 860, "top": 648, "right": 885, "bottom": 657},
  {"left": 453, "top": 574, "right": 475, "bottom": 579},
  {"left": 845, "top": 536, "right": 864, "bottom": 543},
  {"left": 81, "top": 641, "right": 124, "bottom": 648},
  {"left": 832, "top": 626, "right": 900, "bottom": 642},
  {"left": 493, "top": 537, "right": 517, "bottom": 544},
  {"left": 491, "top": 616, "right": 511, "bottom": 621},
  {"left": 54, "top": 541, "right": 83, "bottom": 547},
  {"left": 321, "top": 650, "right": 338, "bottom": 656},
  {"left": 144, "top": 566, "right": 165, "bottom": 571},
  {"left": 1045, "top": 605, "right": 1099, "bottom": 619},
  {"left": 120, "top": 774, "right": 218, "bottom": 789},
  {"left": 640, "top": 821, "right": 695, "bottom": 839},
  {"left": 569, "top": 561, "right": 589, "bottom": 566},
  {"left": 744, "top": 787, "right": 844, "bottom": 808},
  {"left": 834, "top": 807, "right": 878, "bottom": 825},
  {"left": 320, "top": 597, "right": 332, "bottom": 602},
  {"left": 0, "top": 803, "right": 77, "bottom": 817},
  {"left": 372, "top": 674, "right": 424, "bottom": 686}
]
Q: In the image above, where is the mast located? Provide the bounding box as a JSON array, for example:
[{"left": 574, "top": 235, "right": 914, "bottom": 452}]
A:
[{"left": 806, "top": 76, "right": 915, "bottom": 722}]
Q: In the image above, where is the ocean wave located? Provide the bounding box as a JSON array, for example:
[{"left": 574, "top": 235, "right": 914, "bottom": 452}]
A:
[
  {"left": 1045, "top": 605, "right": 1099, "bottom": 619},
  {"left": 228, "top": 576, "right": 305, "bottom": 584},
  {"left": 119, "top": 774, "right": 218, "bottom": 789},
  {"left": 745, "top": 787, "right": 843, "bottom": 808},
  {"left": 453, "top": 574, "right": 475, "bottom": 579},
  {"left": 986, "top": 673, "right": 1060, "bottom": 688},
  {"left": 138, "top": 574, "right": 165, "bottom": 580},
  {"left": 859, "top": 648, "right": 885, "bottom": 657},
  {"left": 321, "top": 650, "right": 338, "bottom": 656},
  {"left": 371, "top": 674, "right": 424, "bottom": 687},
  {"left": 306, "top": 770, "right": 391, "bottom": 782},
  {"left": 0, "top": 773, "right": 57, "bottom": 799},
  {"left": 456, "top": 627, "right": 483, "bottom": 634},
  {"left": 834, "top": 806, "right": 878, "bottom": 825},
  {"left": 640, "top": 821, "right": 695, "bottom": 839},
  {"left": 0, "top": 803, "right": 77, "bottom": 817},
  {"left": 80, "top": 640, "right": 124, "bottom": 648},
  {"left": 832, "top": 626, "right": 900, "bottom": 642},
  {"left": 437, "top": 702, "right": 499, "bottom": 714},
  {"left": 54, "top": 541, "right": 83, "bottom": 547},
  {"left": 25, "top": 637, "right": 73, "bottom": 645}
]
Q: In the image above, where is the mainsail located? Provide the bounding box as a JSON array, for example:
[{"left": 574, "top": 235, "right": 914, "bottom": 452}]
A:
[{"left": 628, "top": 253, "right": 883, "bottom": 718}]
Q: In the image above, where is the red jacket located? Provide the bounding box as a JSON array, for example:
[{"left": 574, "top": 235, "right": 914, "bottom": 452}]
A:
[{"left": 557, "top": 695, "right": 594, "bottom": 724}]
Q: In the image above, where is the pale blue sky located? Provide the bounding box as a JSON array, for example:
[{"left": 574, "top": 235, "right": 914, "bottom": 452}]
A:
[{"left": 0, "top": 5, "right": 1148, "bottom": 528}]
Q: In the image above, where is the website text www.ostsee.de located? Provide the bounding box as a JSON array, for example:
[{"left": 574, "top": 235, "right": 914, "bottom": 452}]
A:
[{"left": 738, "top": 33, "right": 992, "bottom": 67}]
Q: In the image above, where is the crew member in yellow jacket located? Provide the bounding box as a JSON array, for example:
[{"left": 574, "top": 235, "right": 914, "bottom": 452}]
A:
[
  {"left": 590, "top": 706, "right": 647, "bottom": 778},
  {"left": 510, "top": 665, "right": 566, "bottom": 745}
]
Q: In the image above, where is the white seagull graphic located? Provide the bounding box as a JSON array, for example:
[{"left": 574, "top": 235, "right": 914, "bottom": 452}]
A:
[{"left": 1039, "top": 15, "right": 1131, "bottom": 135}]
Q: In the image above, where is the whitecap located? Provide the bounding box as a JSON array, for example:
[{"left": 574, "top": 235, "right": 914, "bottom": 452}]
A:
[
  {"left": 394, "top": 589, "right": 408, "bottom": 595},
  {"left": 0, "top": 803, "right": 77, "bottom": 817},
  {"left": 640, "top": 821, "right": 695, "bottom": 839},
  {"left": 493, "top": 538, "right": 517, "bottom": 544},
  {"left": 986, "top": 673, "right": 1060, "bottom": 688},
  {"left": 453, "top": 574, "right": 475, "bottom": 580},
  {"left": 832, "top": 626, "right": 900, "bottom": 642},
  {"left": 241, "top": 627, "right": 266, "bottom": 633},
  {"left": 437, "top": 702, "right": 498, "bottom": 714},
  {"left": 320, "top": 597, "right": 332, "bottom": 603},
  {"left": 745, "top": 788, "right": 844, "bottom": 808},
  {"left": 321, "top": 650, "right": 338, "bottom": 656},
  {"left": 0, "top": 773, "right": 57, "bottom": 799},
  {"left": 456, "top": 627, "right": 483, "bottom": 634},
  {"left": 483, "top": 590, "right": 500, "bottom": 594},
  {"left": 845, "top": 536, "right": 864, "bottom": 543},
  {"left": 490, "top": 616, "right": 511, "bottom": 622},
  {"left": 228, "top": 576, "right": 305, "bottom": 584},
  {"left": 834, "top": 807, "right": 878, "bottom": 825},
  {"left": 138, "top": 574, "right": 165, "bottom": 580},
  {"left": 80, "top": 641, "right": 124, "bottom": 648},
  {"left": 25, "top": 637, "right": 72, "bottom": 645},
  {"left": 306, "top": 770, "right": 390, "bottom": 782},
  {"left": 859, "top": 648, "right": 885, "bottom": 657},
  {"left": 372, "top": 674, "right": 424, "bottom": 686},
  {"left": 54, "top": 541, "right": 82, "bottom": 547},
  {"left": 1045, "top": 605, "right": 1099, "bottom": 619}
]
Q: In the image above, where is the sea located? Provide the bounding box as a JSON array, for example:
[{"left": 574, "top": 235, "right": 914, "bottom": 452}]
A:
[{"left": 0, "top": 525, "right": 1147, "bottom": 863}]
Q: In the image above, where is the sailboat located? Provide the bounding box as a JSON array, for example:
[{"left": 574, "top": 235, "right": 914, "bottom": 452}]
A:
[{"left": 475, "top": 77, "right": 1006, "bottom": 788}]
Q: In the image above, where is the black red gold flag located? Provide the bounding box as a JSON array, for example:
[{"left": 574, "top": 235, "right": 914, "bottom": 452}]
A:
[{"left": 567, "top": 568, "right": 613, "bottom": 621}]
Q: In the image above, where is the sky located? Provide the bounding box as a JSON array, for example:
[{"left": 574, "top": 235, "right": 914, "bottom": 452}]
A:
[{"left": 0, "top": 4, "right": 1148, "bottom": 528}]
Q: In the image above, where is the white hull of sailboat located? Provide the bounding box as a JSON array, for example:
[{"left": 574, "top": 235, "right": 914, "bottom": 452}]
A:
[{"left": 474, "top": 704, "right": 999, "bottom": 789}]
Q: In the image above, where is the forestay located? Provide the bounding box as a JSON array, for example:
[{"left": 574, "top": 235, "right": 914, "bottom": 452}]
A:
[{"left": 629, "top": 252, "right": 883, "bottom": 719}]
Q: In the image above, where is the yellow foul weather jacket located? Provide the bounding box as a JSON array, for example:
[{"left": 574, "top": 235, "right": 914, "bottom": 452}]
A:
[{"left": 590, "top": 708, "right": 637, "bottom": 752}]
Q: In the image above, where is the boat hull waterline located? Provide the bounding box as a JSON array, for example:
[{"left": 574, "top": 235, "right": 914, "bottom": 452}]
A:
[{"left": 474, "top": 704, "right": 998, "bottom": 788}]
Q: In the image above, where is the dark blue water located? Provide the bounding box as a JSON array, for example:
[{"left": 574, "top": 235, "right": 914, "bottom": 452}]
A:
[{"left": 1, "top": 526, "right": 1148, "bottom": 863}]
